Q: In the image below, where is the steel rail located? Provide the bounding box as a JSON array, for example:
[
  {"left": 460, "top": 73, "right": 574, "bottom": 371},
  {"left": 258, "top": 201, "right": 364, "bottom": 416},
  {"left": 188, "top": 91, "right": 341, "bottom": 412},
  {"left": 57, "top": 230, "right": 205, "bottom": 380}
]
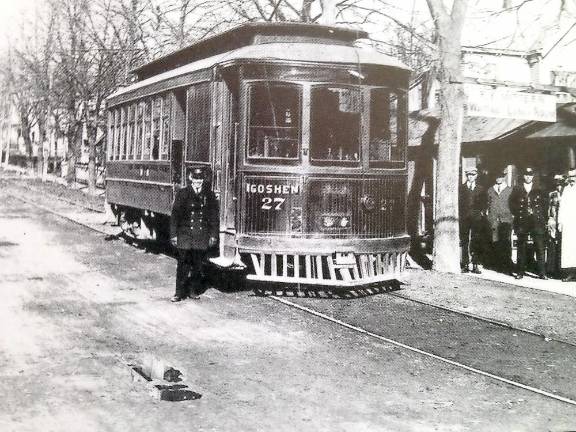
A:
[
  {"left": 388, "top": 291, "right": 576, "bottom": 349},
  {"left": 270, "top": 295, "right": 576, "bottom": 408}
]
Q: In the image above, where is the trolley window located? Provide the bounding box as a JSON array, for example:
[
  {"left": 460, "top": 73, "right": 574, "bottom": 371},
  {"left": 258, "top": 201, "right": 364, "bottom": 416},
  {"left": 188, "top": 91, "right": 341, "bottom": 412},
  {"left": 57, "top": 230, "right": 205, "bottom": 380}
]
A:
[
  {"left": 152, "top": 97, "right": 161, "bottom": 160},
  {"left": 127, "top": 105, "right": 135, "bottom": 159},
  {"left": 186, "top": 82, "right": 211, "bottom": 162},
  {"left": 143, "top": 100, "right": 152, "bottom": 160},
  {"left": 248, "top": 83, "right": 300, "bottom": 162},
  {"left": 135, "top": 102, "right": 144, "bottom": 159},
  {"left": 310, "top": 86, "right": 361, "bottom": 165},
  {"left": 113, "top": 109, "right": 120, "bottom": 160},
  {"left": 369, "top": 88, "right": 405, "bottom": 166},
  {"left": 121, "top": 106, "right": 128, "bottom": 160},
  {"left": 108, "top": 111, "right": 115, "bottom": 161},
  {"left": 161, "top": 94, "right": 171, "bottom": 160}
]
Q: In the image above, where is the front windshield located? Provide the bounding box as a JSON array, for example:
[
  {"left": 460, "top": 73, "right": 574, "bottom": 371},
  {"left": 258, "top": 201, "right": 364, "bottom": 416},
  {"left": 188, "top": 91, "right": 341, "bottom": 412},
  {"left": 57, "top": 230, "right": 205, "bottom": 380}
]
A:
[
  {"left": 248, "top": 83, "right": 300, "bottom": 161},
  {"left": 369, "top": 88, "right": 403, "bottom": 164},
  {"left": 310, "top": 86, "right": 361, "bottom": 164}
]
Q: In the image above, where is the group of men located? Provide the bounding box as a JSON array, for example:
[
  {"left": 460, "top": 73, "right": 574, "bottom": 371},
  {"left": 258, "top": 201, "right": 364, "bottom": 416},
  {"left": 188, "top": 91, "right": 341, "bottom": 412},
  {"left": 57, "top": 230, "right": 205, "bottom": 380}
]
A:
[{"left": 460, "top": 166, "right": 576, "bottom": 282}]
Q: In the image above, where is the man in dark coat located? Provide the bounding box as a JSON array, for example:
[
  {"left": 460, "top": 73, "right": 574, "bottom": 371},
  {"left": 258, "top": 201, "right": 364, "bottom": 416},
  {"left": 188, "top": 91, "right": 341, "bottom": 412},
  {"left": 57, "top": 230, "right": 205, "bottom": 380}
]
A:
[
  {"left": 486, "top": 168, "right": 514, "bottom": 273},
  {"left": 546, "top": 174, "right": 564, "bottom": 278},
  {"left": 170, "top": 167, "right": 218, "bottom": 302},
  {"left": 509, "top": 167, "right": 547, "bottom": 280},
  {"left": 459, "top": 167, "right": 486, "bottom": 274}
]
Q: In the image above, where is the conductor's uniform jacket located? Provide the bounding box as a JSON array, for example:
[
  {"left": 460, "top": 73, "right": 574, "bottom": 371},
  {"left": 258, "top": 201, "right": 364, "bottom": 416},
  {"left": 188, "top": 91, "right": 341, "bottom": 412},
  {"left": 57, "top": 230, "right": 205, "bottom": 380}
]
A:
[{"left": 170, "top": 186, "right": 218, "bottom": 250}]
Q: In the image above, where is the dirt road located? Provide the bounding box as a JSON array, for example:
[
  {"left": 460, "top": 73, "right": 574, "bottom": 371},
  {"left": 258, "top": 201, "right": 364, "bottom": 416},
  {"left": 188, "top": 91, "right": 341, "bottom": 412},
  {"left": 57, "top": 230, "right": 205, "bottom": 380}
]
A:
[{"left": 1, "top": 178, "right": 576, "bottom": 431}]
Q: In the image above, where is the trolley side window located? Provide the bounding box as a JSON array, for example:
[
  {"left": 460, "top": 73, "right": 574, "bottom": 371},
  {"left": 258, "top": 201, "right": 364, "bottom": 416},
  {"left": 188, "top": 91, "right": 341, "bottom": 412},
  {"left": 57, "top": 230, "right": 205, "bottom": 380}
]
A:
[
  {"left": 127, "top": 105, "right": 135, "bottom": 159},
  {"left": 369, "top": 88, "right": 405, "bottom": 166},
  {"left": 248, "top": 83, "right": 300, "bottom": 161},
  {"left": 186, "top": 82, "right": 211, "bottom": 162},
  {"left": 161, "top": 94, "right": 171, "bottom": 160},
  {"left": 114, "top": 109, "right": 120, "bottom": 160},
  {"left": 152, "top": 97, "right": 161, "bottom": 160},
  {"left": 135, "top": 102, "right": 144, "bottom": 159},
  {"left": 121, "top": 106, "right": 128, "bottom": 160},
  {"left": 108, "top": 111, "right": 114, "bottom": 161},
  {"left": 143, "top": 100, "right": 152, "bottom": 160},
  {"left": 310, "top": 86, "right": 361, "bottom": 165}
]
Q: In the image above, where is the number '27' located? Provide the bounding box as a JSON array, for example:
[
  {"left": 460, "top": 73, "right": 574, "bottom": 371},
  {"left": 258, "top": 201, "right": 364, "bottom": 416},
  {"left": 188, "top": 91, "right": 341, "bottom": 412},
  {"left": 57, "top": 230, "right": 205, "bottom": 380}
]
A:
[{"left": 261, "top": 197, "right": 285, "bottom": 210}]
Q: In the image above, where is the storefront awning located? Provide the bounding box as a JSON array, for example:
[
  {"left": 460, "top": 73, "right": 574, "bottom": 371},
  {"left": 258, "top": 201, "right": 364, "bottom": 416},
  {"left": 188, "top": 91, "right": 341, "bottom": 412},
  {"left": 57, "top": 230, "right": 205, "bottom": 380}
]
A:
[
  {"left": 524, "top": 104, "right": 576, "bottom": 139},
  {"left": 463, "top": 117, "right": 529, "bottom": 143},
  {"left": 409, "top": 103, "right": 576, "bottom": 146}
]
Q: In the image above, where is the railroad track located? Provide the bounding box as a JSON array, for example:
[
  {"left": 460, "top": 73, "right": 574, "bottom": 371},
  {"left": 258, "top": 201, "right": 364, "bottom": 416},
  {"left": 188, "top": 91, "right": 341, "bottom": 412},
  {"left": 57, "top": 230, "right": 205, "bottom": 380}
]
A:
[
  {"left": 9, "top": 190, "right": 576, "bottom": 408},
  {"left": 270, "top": 295, "right": 576, "bottom": 407}
]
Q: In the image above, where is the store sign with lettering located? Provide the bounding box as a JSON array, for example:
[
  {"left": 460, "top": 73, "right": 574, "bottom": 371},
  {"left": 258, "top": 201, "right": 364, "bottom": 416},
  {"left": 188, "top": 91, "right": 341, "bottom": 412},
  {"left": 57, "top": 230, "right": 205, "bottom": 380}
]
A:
[{"left": 464, "top": 84, "right": 557, "bottom": 122}]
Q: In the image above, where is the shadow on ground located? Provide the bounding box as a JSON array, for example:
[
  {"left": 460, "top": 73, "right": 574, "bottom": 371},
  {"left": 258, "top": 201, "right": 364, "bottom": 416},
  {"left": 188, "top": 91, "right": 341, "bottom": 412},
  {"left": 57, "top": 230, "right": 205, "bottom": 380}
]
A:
[{"left": 251, "top": 280, "right": 404, "bottom": 300}]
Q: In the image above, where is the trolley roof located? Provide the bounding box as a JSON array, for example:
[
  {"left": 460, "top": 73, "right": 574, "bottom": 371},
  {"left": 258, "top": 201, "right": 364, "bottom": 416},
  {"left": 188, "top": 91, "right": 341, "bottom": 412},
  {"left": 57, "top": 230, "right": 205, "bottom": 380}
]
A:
[
  {"left": 132, "top": 22, "right": 370, "bottom": 79},
  {"left": 108, "top": 23, "right": 409, "bottom": 104}
]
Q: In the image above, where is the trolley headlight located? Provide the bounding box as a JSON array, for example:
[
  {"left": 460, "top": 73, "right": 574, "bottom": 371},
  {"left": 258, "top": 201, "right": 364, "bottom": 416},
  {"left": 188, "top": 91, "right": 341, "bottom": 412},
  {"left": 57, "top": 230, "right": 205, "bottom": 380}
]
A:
[
  {"left": 361, "top": 195, "right": 376, "bottom": 211},
  {"left": 320, "top": 214, "right": 351, "bottom": 230},
  {"left": 322, "top": 216, "right": 335, "bottom": 228}
]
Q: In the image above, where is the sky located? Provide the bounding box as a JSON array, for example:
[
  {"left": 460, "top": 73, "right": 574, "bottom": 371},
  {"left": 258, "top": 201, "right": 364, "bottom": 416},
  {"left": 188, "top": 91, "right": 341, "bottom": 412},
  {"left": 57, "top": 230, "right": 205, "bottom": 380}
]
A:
[
  {"left": 0, "top": 0, "right": 575, "bottom": 71},
  {"left": 0, "top": 0, "right": 38, "bottom": 52}
]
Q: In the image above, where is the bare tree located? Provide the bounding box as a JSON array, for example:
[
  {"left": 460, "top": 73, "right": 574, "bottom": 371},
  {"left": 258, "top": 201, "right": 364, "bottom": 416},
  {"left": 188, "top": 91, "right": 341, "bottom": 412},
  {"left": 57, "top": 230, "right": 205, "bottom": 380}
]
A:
[
  {"left": 15, "top": 7, "right": 58, "bottom": 180},
  {"left": 50, "top": 0, "right": 90, "bottom": 184},
  {"left": 425, "top": 0, "right": 469, "bottom": 273}
]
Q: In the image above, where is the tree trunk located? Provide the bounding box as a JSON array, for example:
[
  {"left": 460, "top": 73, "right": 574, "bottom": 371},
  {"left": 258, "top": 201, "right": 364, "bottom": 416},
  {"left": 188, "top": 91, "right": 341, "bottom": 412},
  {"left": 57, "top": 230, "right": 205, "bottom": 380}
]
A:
[
  {"left": 87, "top": 125, "right": 97, "bottom": 195},
  {"left": 426, "top": 0, "right": 468, "bottom": 273},
  {"left": 65, "top": 127, "right": 80, "bottom": 185},
  {"left": 432, "top": 78, "right": 464, "bottom": 273}
]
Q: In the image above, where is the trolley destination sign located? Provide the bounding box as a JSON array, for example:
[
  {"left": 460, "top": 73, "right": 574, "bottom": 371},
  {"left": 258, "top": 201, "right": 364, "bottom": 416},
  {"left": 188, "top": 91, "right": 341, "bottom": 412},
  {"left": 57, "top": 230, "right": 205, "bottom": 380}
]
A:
[{"left": 245, "top": 182, "right": 301, "bottom": 195}]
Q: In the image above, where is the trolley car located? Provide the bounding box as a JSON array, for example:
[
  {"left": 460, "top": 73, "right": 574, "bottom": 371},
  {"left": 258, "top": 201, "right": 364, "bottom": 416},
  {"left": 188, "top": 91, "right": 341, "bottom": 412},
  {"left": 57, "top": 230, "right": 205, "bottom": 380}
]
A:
[{"left": 105, "top": 22, "right": 410, "bottom": 287}]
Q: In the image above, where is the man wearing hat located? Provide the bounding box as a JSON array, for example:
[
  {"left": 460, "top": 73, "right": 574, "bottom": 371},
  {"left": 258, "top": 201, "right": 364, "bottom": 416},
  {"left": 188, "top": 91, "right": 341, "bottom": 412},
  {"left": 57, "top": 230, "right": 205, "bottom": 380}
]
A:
[
  {"left": 485, "top": 168, "right": 513, "bottom": 273},
  {"left": 558, "top": 169, "right": 576, "bottom": 282},
  {"left": 546, "top": 174, "right": 564, "bottom": 277},
  {"left": 169, "top": 167, "right": 219, "bottom": 301},
  {"left": 510, "top": 167, "right": 547, "bottom": 279},
  {"left": 459, "top": 167, "right": 486, "bottom": 273}
]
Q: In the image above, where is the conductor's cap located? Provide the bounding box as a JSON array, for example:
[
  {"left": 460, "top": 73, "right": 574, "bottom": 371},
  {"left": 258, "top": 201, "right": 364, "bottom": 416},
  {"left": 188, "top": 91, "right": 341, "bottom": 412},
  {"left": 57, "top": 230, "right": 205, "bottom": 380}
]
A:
[
  {"left": 190, "top": 168, "right": 204, "bottom": 179},
  {"left": 524, "top": 167, "right": 535, "bottom": 175}
]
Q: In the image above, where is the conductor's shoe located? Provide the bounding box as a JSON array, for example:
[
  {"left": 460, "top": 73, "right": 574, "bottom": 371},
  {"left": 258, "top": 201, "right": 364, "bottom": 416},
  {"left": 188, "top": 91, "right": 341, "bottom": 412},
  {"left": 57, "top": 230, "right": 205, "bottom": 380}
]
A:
[
  {"left": 188, "top": 294, "right": 201, "bottom": 300},
  {"left": 471, "top": 265, "right": 482, "bottom": 274},
  {"left": 538, "top": 274, "right": 549, "bottom": 280},
  {"left": 515, "top": 274, "right": 524, "bottom": 280},
  {"left": 170, "top": 295, "right": 183, "bottom": 302},
  {"left": 461, "top": 267, "right": 470, "bottom": 273}
]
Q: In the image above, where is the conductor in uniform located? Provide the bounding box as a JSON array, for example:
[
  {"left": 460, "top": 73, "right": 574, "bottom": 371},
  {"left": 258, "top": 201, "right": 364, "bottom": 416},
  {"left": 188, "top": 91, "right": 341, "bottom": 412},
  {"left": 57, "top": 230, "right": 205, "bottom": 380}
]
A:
[
  {"left": 459, "top": 167, "right": 486, "bottom": 274},
  {"left": 170, "top": 167, "right": 218, "bottom": 302},
  {"left": 510, "top": 167, "right": 547, "bottom": 280}
]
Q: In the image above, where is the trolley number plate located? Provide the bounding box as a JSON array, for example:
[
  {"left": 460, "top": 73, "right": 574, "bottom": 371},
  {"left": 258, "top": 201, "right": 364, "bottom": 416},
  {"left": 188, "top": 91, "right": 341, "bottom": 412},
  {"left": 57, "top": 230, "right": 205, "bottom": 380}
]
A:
[
  {"left": 261, "top": 197, "right": 285, "bottom": 210},
  {"left": 334, "top": 252, "right": 356, "bottom": 265}
]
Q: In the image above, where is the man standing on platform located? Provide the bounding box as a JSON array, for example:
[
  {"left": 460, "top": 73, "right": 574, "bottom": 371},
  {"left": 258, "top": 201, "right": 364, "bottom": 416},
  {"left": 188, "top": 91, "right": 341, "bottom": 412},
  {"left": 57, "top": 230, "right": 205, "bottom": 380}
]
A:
[
  {"left": 459, "top": 167, "right": 486, "bottom": 274},
  {"left": 170, "top": 167, "right": 218, "bottom": 302},
  {"left": 558, "top": 169, "right": 576, "bottom": 282},
  {"left": 486, "top": 169, "right": 513, "bottom": 274},
  {"left": 510, "top": 167, "right": 547, "bottom": 280}
]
